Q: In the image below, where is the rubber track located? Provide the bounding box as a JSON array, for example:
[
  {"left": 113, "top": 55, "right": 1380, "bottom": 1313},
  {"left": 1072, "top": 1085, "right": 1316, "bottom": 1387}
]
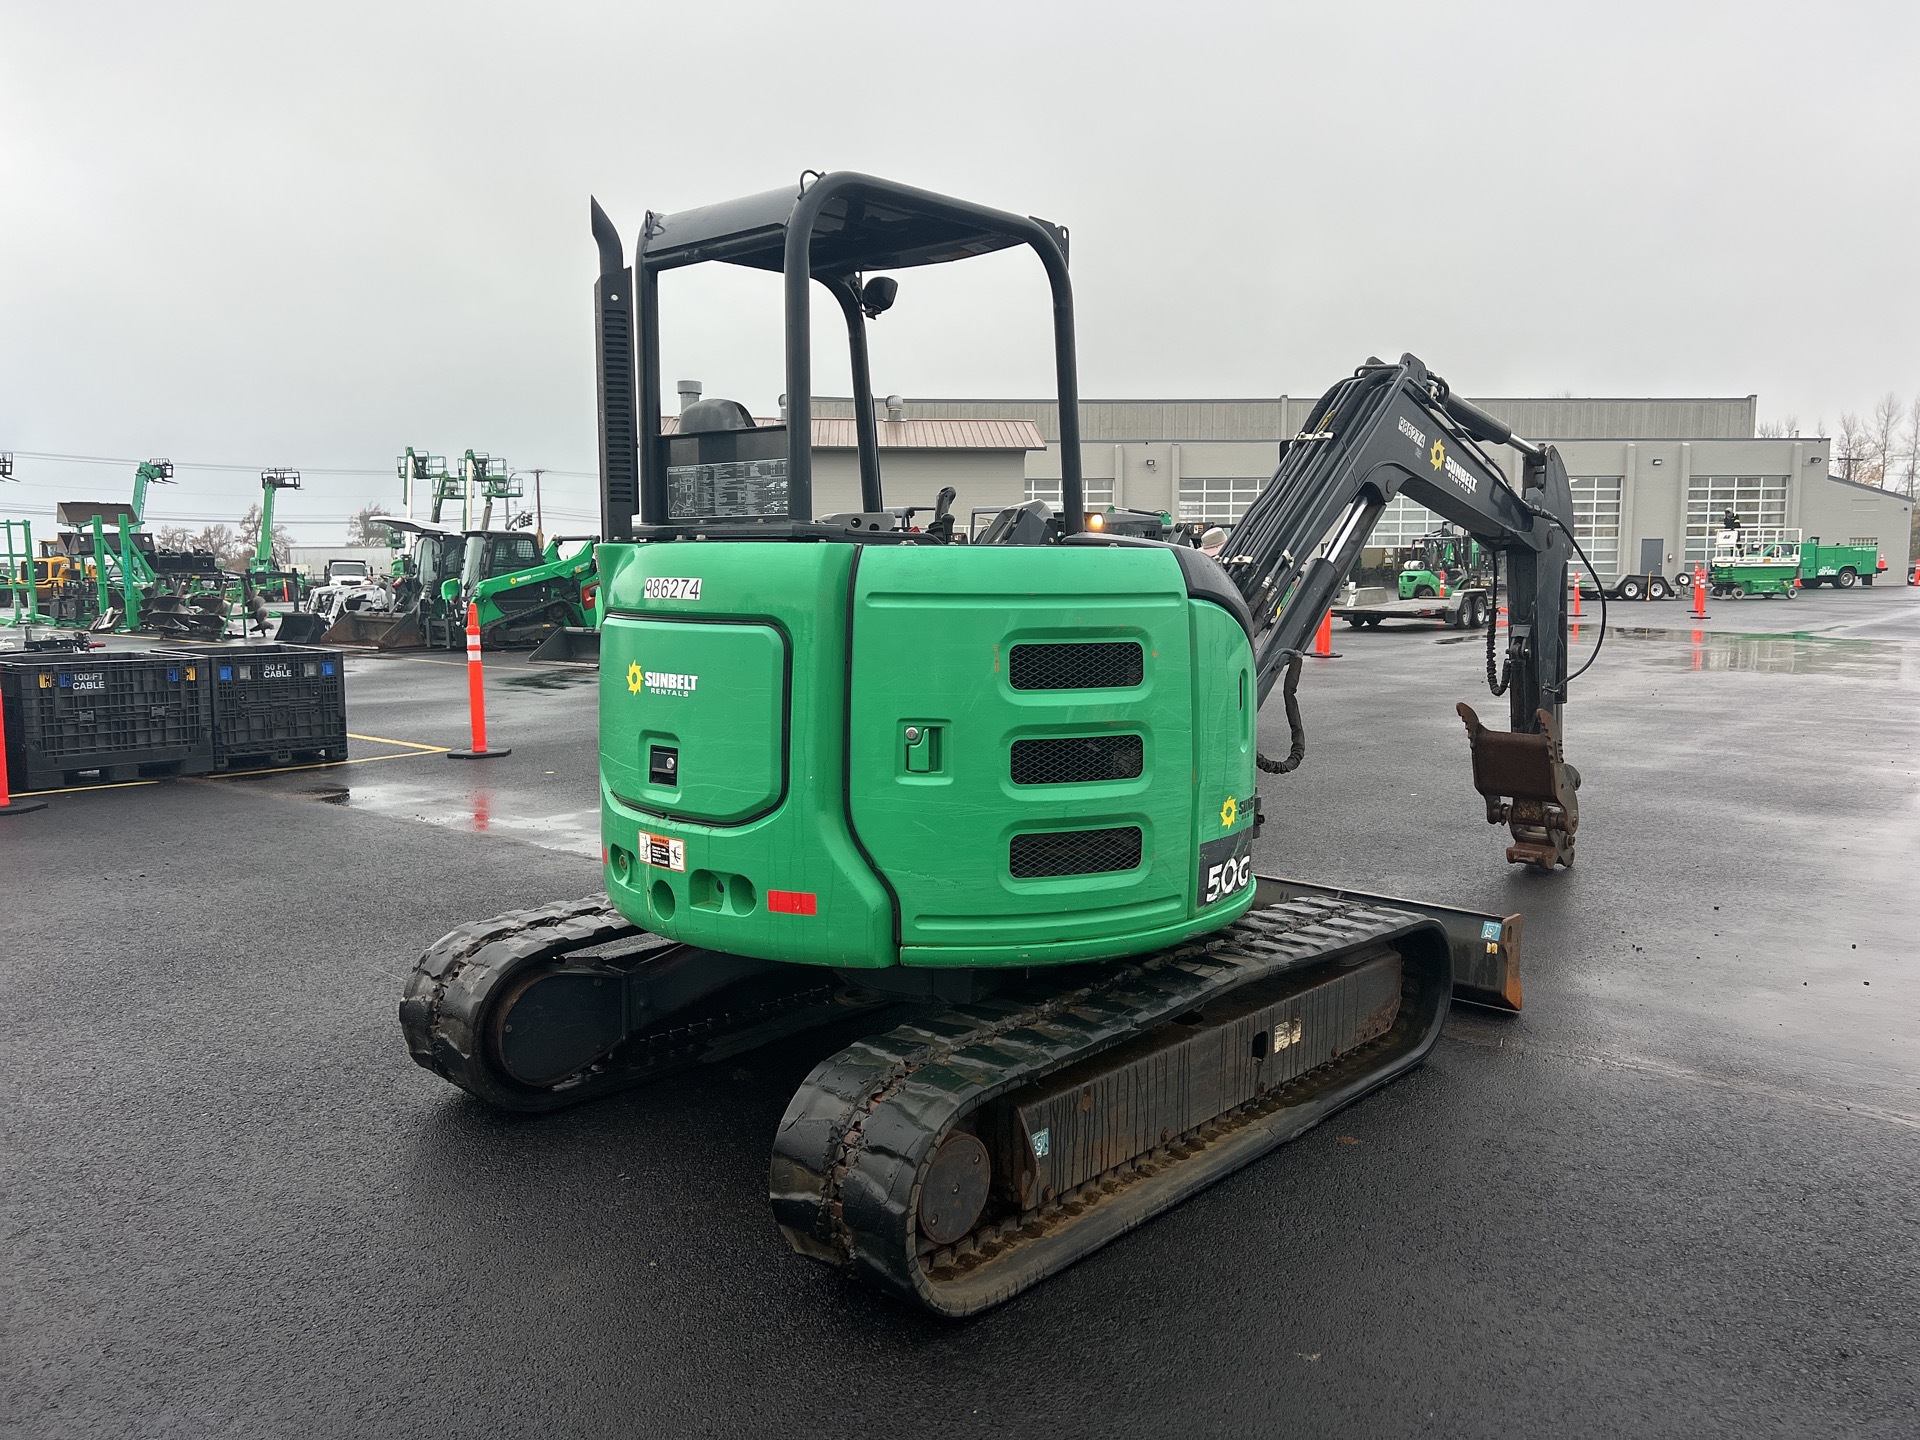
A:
[
  {"left": 400, "top": 893, "right": 660, "bottom": 1111},
  {"left": 399, "top": 892, "right": 841, "bottom": 1113},
  {"left": 768, "top": 895, "right": 1450, "bottom": 1316}
]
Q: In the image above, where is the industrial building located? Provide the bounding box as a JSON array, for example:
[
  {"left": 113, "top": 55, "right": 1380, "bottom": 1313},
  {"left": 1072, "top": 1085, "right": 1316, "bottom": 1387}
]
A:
[{"left": 813, "top": 393, "right": 1915, "bottom": 581}]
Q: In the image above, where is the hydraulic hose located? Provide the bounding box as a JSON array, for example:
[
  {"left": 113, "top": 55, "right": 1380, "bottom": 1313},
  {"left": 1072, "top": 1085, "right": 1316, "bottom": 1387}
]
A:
[
  {"left": 1485, "top": 557, "right": 1511, "bottom": 697},
  {"left": 1256, "top": 651, "right": 1306, "bottom": 775}
]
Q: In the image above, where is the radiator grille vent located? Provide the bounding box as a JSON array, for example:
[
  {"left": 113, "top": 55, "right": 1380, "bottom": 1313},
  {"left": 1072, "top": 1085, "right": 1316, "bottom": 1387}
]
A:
[
  {"left": 1010, "top": 734, "right": 1144, "bottom": 785},
  {"left": 1009, "top": 826, "right": 1143, "bottom": 878},
  {"left": 1008, "top": 641, "right": 1143, "bottom": 691}
]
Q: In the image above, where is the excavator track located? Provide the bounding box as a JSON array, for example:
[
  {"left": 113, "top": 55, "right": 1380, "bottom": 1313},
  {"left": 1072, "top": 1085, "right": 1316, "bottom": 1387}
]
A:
[
  {"left": 400, "top": 892, "right": 857, "bottom": 1113},
  {"left": 769, "top": 895, "right": 1452, "bottom": 1317}
]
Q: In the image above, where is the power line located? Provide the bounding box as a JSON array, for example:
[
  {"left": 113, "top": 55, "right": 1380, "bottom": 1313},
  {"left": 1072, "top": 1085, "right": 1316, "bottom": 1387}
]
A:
[
  {"left": 4, "top": 448, "right": 597, "bottom": 480},
  {"left": 5, "top": 449, "right": 396, "bottom": 477}
]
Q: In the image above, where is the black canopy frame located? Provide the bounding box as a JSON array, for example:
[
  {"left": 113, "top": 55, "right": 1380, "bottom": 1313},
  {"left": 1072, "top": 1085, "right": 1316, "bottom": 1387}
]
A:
[{"left": 591, "top": 172, "right": 1084, "bottom": 538}]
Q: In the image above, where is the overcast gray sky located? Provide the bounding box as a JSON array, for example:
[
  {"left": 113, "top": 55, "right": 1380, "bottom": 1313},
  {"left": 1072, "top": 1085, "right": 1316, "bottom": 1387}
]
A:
[{"left": 3, "top": 0, "right": 1916, "bottom": 540}]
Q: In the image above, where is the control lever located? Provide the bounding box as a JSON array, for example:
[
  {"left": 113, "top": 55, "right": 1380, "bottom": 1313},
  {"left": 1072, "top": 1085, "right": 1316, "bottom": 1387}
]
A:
[{"left": 924, "top": 486, "right": 958, "bottom": 543}]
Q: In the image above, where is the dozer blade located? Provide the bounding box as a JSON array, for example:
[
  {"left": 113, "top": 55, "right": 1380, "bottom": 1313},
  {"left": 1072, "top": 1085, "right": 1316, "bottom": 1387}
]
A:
[
  {"left": 1456, "top": 702, "right": 1580, "bottom": 870},
  {"left": 528, "top": 625, "right": 599, "bottom": 666},
  {"left": 769, "top": 894, "right": 1452, "bottom": 1318},
  {"left": 1253, "top": 873, "right": 1522, "bottom": 1011}
]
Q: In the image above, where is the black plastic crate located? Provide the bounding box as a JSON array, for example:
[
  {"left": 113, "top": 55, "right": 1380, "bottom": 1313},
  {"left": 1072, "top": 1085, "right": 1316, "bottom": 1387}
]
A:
[
  {"left": 0, "top": 652, "right": 214, "bottom": 790},
  {"left": 165, "top": 643, "right": 349, "bottom": 769}
]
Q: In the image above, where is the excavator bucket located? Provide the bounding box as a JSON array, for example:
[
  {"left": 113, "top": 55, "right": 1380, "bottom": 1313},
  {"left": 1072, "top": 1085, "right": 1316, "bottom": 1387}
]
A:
[
  {"left": 528, "top": 625, "right": 599, "bottom": 665},
  {"left": 1456, "top": 703, "right": 1580, "bottom": 870}
]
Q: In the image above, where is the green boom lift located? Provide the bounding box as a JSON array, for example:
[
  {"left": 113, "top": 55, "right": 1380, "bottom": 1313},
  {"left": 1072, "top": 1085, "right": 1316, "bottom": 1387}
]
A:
[
  {"left": 402, "top": 174, "right": 1590, "bottom": 1315},
  {"left": 1, "top": 452, "right": 40, "bottom": 626}
]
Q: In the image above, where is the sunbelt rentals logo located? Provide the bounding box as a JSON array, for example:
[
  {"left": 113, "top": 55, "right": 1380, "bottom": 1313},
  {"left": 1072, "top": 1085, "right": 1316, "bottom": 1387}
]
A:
[{"left": 627, "top": 661, "right": 699, "bottom": 698}]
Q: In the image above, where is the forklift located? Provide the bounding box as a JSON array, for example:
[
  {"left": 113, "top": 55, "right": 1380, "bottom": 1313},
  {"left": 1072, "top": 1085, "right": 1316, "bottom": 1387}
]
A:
[
  {"left": 1396, "top": 526, "right": 1490, "bottom": 599},
  {"left": 402, "top": 173, "right": 1591, "bottom": 1316}
]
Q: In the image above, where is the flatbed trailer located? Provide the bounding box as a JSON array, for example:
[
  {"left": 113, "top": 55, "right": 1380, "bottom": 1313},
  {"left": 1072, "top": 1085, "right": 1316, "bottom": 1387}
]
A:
[
  {"left": 1332, "top": 582, "right": 1490, "bottom": 629},
  {"left": 1579, "top": 571, "right": 1682, "bottom": 601}
]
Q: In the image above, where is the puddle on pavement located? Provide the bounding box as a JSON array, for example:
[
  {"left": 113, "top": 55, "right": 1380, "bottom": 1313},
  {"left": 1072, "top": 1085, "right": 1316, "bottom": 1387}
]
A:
[
  {"left": 329, "top": 776, "right": 599, "bottom": 857},
  {"left": 303, "top": 784, "right": 350, "bottom": 804},
  {"left": 1609, "top": 627, "right": 1906, "bottom": 675},
  {"left": 502, "top": 669, "right": 595, "bottom": 691},
  {"left": 1440, "top": 621, "right": 1906, "bottom": 674}
]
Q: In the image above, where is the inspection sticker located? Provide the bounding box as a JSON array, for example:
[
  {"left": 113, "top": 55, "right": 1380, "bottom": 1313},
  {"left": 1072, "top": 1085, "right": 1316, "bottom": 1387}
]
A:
[
  {"left": 638, "top": 830, "right": 686, "bottom": 872},
  {"left": 643, "top": 576, "right": 702, "bottom": 601},
  {"left": 1030, "top": 1128, "right": 1051, "bottom": 1159},
  {"left": 1480, "top": 920, "right": 1503, "bottom": 941}
]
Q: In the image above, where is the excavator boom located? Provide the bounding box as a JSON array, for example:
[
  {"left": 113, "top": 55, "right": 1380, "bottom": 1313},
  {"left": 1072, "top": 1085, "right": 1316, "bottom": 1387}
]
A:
[{"left": 1219, "top": 353, "right": 1585, "bottom": 868}]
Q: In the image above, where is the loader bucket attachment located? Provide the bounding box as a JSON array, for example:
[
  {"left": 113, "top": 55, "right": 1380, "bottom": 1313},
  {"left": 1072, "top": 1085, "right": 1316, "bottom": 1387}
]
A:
[
  {"left": 528, "top": 625, "right": 600, "bottom": 666},
  {"left": 275, "top": 612, "right": 330, "bottom": 644},
  {"left": 377, "top": 609, "right": 424, "bottom": 649},
  {"left": 319, "top": 608, "right": 411, "bottom": 648},
  {"left": 1456, "top": 703, "right": 1579, "bottom": 870}
]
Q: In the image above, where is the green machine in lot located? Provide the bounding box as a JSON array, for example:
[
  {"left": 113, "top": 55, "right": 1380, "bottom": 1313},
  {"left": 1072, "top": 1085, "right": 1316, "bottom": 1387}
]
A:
[
  {"left": 330, "top": 476, "right": 599, "bottom": 650},
  {"left": 1708, "top": 525, "right": 1802, "bottom": 599},
  {"left": 402, "top": 173, "right": 1590, "bottom": 1315},
  {"left": 1797, "top": 536, "right": 1883, "bottom": 589},
  {"left": 428, "top": 527, "right": 599, "bottom": 648},
  {"left": 1396, "top": 527, "right": 1489, "bottom": 599}
]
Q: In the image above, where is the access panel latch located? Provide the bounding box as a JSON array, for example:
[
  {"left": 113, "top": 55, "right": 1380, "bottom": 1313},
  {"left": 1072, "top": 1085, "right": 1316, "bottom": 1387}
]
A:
[{"left": 1455, "top": 703, "right": 1579, "bottom": 870}]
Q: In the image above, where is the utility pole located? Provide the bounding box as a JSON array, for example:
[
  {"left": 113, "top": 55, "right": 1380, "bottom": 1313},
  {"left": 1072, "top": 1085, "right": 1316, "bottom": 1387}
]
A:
[{"left": 531, "top": 468, "right": 546, "bottom": 548}]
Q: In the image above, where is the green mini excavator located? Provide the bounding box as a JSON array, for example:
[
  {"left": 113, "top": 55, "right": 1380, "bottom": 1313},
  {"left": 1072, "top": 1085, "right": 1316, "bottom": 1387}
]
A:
[{"left": 402, "top": 173, "right": 1590, "bottom": 1316}]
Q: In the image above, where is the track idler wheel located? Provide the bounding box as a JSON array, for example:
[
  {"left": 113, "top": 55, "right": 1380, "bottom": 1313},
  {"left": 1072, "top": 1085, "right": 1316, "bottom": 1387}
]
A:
[
  {"left": 917, "top": 1132, "right": 991, "bottom": 1246},
  {"left": 489, "top": 963, "right": 630, "bottom": 1089}
]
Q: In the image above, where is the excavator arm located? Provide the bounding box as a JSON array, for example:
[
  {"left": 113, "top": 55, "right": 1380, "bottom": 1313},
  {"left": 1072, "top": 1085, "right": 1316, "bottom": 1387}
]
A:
[{"left": 1222, "top": 353, "right": 1586, "bottom": 868}]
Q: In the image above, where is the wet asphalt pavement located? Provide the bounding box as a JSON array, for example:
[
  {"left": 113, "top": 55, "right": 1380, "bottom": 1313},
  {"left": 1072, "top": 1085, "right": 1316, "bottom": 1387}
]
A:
[{"left": 3, "top": 586, "right": 1917, "bottom": 1438}]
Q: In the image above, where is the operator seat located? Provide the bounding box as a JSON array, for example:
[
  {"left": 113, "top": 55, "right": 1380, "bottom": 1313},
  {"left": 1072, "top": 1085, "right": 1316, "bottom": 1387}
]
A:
[{"left": 978, "top": 499, "right": 1054, "bottom": 545}]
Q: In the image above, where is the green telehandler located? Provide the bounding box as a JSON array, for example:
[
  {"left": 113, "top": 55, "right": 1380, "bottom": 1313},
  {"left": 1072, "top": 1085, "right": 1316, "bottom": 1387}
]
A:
[{"left": 402, "top": 173, "right": 1590, "bottom": 1316}]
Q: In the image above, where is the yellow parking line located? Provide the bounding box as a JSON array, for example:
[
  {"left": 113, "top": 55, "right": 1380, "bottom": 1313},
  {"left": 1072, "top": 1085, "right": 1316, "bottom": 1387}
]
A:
[
  {"left": 16, "top": 778, "right": 158, "bottom": 796},
  {"left": 16, "top": 737, "right": 450, "bottom": 795},
  {"left": 206, "top": 747, "right": 451, "bottom": 777},
  {"left": 349, "top": 650, "right": 465, "bottom": 666},
  {"left": 347, "top": 732, "right": 448, "bottom": 752}
]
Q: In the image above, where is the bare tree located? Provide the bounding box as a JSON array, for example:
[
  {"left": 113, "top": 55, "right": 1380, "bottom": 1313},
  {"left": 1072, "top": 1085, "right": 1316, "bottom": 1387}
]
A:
[
  {"left": 237, "top": 503, "right": 293, "bottom": 568},
  {"left": 153, "top": 525, "right": 196, "bottom": 553},
  {"left": 1836, "top": 412, "right": 1879, "bottom": 485},
  {"left": 1870, "top": 393, "right": 1903, "bottom": 487},
  {"left": 184, "top": 526, "right": 243, "bottom": 568},
  {"left": 1757, "top": 420, "right": 1784, "bottom": 438},
  {"left": 1899, "top": 396, "right": 1920, "bottom": 499},
  {"left": 345, "top": 502, "right": 393, "bottom": 545}
]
